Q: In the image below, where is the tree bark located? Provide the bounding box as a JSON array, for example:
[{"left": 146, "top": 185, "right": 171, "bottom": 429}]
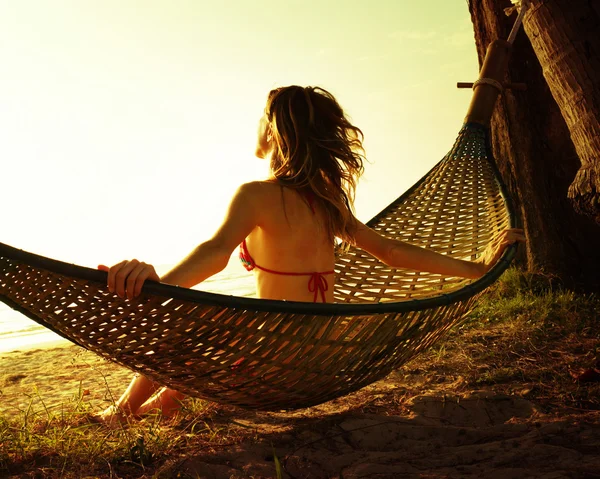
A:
[
  {"left": 523, "top": 0, "right": 600, "bottom": 222},
  {"left": 468, "top": 0, "right": 600, "bottom": 289}
]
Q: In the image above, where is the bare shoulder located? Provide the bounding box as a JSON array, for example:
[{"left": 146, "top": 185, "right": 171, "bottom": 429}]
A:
[{"left": 236, "top": 180, "right": 281, "bottom": 200}]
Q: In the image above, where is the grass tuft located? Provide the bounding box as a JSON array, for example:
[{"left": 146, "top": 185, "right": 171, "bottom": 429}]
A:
[{"left": 0, "top": 386, "right": 242, "bottom": 478}]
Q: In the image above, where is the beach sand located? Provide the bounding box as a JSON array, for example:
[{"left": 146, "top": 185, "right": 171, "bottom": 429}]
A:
[
  {"left": 2, "top": 343, "right": 600, "bottom": 477},
  {"left": 0, "top": 344, "right": 132, "bottom": 416}
]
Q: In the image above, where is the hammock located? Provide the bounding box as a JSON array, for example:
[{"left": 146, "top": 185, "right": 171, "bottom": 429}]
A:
[
  {"left": 0, "top": 119, "right": 517, "bottom": 409},
  {"left": 0, "top": 13, "right": 527, "bottom": 409}
]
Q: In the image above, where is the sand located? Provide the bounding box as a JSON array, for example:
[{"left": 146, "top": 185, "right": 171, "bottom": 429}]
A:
[
  {"left": 2, "top": 344, "right": 600, "bottom": 478},
  {"left": 0, "top": 344, "right": 132, "bottom": 416}
]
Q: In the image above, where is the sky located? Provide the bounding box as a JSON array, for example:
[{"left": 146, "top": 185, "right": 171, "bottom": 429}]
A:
[{"left": 0, "top": 0, "right": 479, "bottom": 268}]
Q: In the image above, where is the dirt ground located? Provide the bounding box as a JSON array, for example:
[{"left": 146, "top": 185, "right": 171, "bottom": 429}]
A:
[
  {"left": 155, "top": 374, "right": 600, "bottom": 479},
  {"left": 3, "top": 332, "right": 600, "bottom": 479}
]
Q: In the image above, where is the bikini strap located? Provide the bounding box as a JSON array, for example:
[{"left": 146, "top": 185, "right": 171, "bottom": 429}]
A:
[
  {"left": 251, "top": 263, "right": 334, "bottom": 303},
  {"left": 301, "top": 190, "right": 316, "bottom": 214}
]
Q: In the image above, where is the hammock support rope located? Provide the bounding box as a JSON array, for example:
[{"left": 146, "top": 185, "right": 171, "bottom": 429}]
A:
[{"left": 0, "top": 24, "right": 526, "bottom": 409}]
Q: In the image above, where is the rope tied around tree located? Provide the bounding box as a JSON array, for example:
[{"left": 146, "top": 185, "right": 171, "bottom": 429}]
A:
[{"left": 472, "top": 78, "right": 504, "bottom": 92}]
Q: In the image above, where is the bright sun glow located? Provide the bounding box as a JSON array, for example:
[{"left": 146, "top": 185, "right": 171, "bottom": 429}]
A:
[{"left": 0, "top": 0, "right": 478, "bottom": 269}]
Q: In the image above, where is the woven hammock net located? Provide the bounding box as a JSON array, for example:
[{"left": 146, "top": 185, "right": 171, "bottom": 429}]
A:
[{"left": 0, "top": 122, "right": 514, "bottom": 410}]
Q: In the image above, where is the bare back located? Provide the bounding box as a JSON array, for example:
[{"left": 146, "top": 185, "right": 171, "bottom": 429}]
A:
[{"left": 244, "top": 181, "right": 335, "bottom": 302}]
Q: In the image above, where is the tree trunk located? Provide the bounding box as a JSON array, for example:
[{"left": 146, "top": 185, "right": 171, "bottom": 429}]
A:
[
  {"left": 468, "top": 0, "right": 600, "bottom": 289},
  {"left": 523, "top": 0, "right": 600, "bottom": 222}
]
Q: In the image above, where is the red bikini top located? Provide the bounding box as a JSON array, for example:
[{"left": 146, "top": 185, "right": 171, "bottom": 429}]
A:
[{"left": 238, "top": 189, "right": 334, "bottom": 303}]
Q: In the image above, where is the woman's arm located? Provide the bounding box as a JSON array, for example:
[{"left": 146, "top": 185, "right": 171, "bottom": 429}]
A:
[
  {"left": 159, "top": 182, "right": 262, "bottom": 287},
  {"left": 102, "top": 182, "right": 263, "bottom": 299},
  {"left": 353, "top": 219, "right": 524, "bottom": 279}
]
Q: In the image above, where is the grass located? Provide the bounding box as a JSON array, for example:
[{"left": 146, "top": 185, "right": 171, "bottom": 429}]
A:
[
  {"left": 0, "top": 395, "right": 244, "bottom": 478},
  {"left": 1, "top": 267, "right": 599, "bottom": 478},
  {"left": 400, "top": 268, "right": 600, "bottom": 414}
]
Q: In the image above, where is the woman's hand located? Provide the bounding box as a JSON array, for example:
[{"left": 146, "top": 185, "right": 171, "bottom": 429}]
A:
[
  {"left": 476, "top": 228, "right": 526, "bottom": 275},
  {"left": 98, "top": 260, "right": 160, "bottom": 300}
]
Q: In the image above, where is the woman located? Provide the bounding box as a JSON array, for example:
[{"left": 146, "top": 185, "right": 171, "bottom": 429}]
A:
[{"left": 98, "top": 85, "right": 524, "bottom": 425}]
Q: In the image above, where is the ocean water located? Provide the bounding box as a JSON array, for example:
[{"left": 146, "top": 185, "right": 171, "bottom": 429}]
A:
[{"left": 0, "top": 260, "right": 256, "bottom": 353}]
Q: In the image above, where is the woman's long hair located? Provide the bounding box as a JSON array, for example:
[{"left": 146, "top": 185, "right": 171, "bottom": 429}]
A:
[{"left": 266, "top": 85, "right": 365, "bottom": 244}]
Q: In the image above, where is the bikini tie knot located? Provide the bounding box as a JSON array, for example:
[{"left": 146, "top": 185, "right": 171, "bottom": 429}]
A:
[{"left": 308, "top": 272, "right": 329, "bottom": 303}]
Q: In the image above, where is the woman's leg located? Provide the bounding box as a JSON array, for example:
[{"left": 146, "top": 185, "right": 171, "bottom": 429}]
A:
[
  {"left": 98, "top": 374, "right": 161, "bottom": 424},
  {"left": 136, "top": 387, "right": 186, "bottom": 418}
]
